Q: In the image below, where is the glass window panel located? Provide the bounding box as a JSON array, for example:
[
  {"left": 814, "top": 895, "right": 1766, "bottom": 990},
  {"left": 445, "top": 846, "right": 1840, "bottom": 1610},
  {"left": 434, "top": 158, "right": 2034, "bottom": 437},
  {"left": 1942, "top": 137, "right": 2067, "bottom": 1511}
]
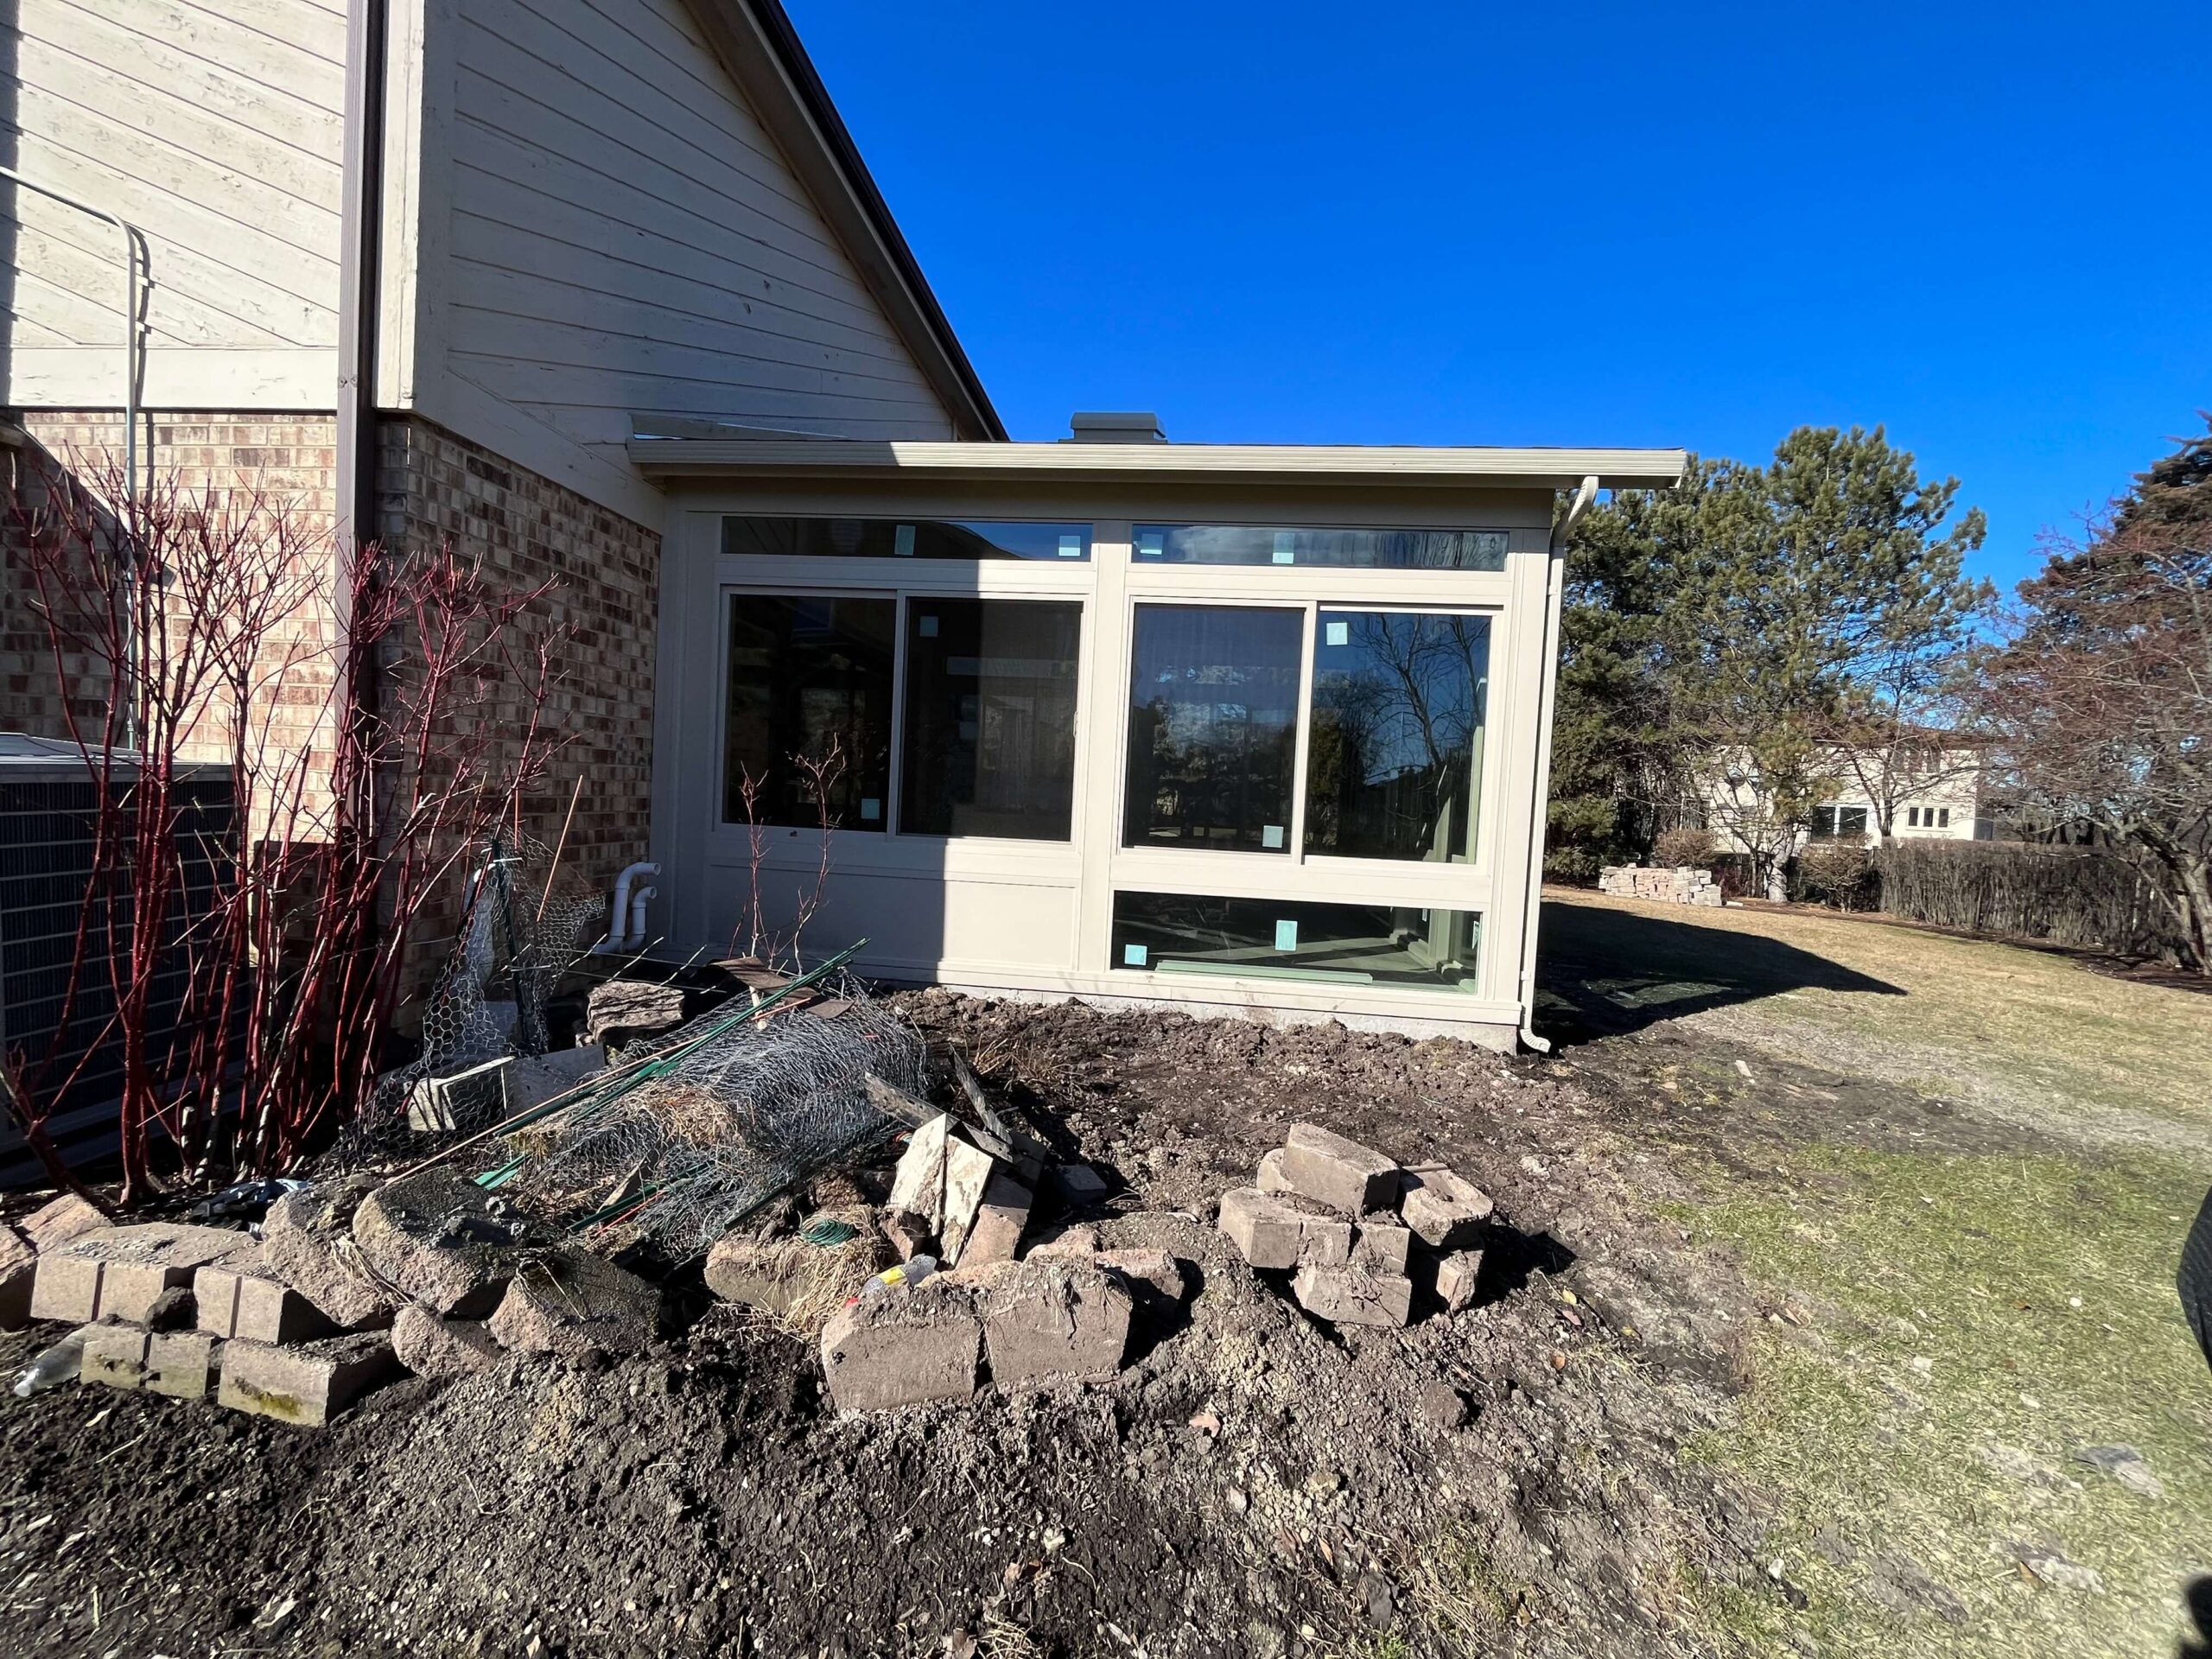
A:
[
  {"left": 1305, "top": 611, "right": 1489, "bottom": 863},
  {"left": 901, "top": 599, "right": 1083, "bottom": 840},
  {"left": 722, "top": 594, "right": 894, "bottom": 830},
  {"left": 1131, "top": 524, "right": 1506, "bottom": 570},
  {"left": 1111, "top": 892, "right": 1480, "bottom": 994},
  {"left": 723, "top": 517, "right": 1091, "bottom": 562},
  {"left": 1123, "top": 605, "right": 1303, "bottom": 854}
]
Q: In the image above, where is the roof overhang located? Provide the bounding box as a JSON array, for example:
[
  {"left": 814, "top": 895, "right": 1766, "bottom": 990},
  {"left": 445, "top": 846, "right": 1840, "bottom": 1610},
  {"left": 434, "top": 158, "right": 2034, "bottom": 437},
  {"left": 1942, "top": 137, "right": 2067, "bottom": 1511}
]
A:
[
  {"left": 628, "top": 438, "right": 1688, "bottom": 493},
  {"left": 683, "top": 0, "right": 1006, "bottom": 442}
]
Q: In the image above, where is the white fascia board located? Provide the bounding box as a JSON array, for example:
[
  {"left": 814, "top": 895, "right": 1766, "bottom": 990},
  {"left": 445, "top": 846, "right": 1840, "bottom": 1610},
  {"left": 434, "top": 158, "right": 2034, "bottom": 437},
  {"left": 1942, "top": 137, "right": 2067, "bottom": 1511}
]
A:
[{"left": 628, "top": 438, "right": 1688, "bottom": 492}]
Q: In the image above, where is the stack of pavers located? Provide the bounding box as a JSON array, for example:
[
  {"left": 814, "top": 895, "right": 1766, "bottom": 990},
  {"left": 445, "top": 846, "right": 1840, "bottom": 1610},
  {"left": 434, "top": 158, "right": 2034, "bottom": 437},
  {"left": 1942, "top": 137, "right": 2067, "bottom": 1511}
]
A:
[
  {"left": 1596, "top": 864, "right": 1724, "bottom": 907},
  {"left": 1217, "top": 1124, "right": 1493, "bottom": 1326},
  {"left": 16, "top": 1169, "right": 661, "bottom": 1426}
]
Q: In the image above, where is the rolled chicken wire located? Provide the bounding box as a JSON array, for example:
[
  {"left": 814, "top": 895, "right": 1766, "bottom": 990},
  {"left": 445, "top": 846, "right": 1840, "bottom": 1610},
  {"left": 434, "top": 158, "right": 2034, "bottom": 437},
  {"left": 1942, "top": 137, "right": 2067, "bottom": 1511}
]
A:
[{"left": 499, "top": 981, "right": 924, "bottom": 1262}]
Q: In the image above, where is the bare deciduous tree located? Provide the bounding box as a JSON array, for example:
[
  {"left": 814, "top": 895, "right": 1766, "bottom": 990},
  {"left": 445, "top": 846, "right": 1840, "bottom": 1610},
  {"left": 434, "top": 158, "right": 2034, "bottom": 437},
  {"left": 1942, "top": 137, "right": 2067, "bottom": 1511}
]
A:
[{"left": 1977, "top": 420, "right": 2212, "bottom": 972}]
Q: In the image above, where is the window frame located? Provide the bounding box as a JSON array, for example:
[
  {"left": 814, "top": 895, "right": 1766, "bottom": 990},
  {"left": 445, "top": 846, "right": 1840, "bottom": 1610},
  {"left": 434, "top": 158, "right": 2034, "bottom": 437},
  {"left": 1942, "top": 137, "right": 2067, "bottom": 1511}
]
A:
[{"left": 713, "top": 576, "right": 1094, "bottom": 849}]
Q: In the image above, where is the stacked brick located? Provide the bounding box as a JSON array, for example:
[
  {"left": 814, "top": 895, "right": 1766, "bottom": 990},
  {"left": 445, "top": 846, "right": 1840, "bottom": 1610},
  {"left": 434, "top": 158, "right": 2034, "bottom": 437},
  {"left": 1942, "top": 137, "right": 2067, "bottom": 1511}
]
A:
[
  {"left": 13, "top": 1169, "right": 660, "bottom": 1426},
  {"left": 1597, "top": 865, "right": 1725, "bottom": 907},
  {"left": 1217, "top": 1124, "right": 1494, "bottom": 1326}
]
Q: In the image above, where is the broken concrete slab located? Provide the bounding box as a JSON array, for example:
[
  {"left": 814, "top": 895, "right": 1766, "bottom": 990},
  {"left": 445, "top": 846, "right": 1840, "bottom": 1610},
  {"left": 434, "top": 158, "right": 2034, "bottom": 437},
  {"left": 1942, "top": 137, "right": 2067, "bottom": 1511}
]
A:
[
  {"left": 937, "top": 1136, "right": 997, "bottom": 1264},
  {"left": 1257, "top": 1147, "right": 1295, "bottom": 1197},
  {"left": 887, "top": 1114, "right": 952, "bottom": 1231},
  {"left": 1280, "top": 1124, "right": 1398, "bottom": 1217},
  {"left": 1094, "top": 1247, "right": 1188, "bottom": 1304},
  {"left": 1353, "top": 1217, "right": 1412, "bottom": 1275},
  {"left": 20, "top": 1193, "right": 109, "bottom": 1255},
  {"left": 1293, "top": 1264, "right": 1413, "bottom": 1328},
  {"left": 406, "top": 1055, "right": 512, "bottom": 1134},
  {"left": 30, "top": 1223, "right": 245, "bottom": 1325},
  {"left": 979, "top": 1259, "right": 1134, "bottom": 1389},
  {"left": 1218, "top": 1188, "right": 1352, "bottom": 1271},
  {"left": 1027, "top": 1224, "right": 1099, "bottom": 1261},
  {"left": 352, "top": 1170, "right": 523, "bottom": 1318},
  {"left": 219, "top": 1331, "right": 402, "bottom": 1427},
  {"left": 1434, "top": 1249, "right": 1485, "bottom": 1313},
  {"left": 145, "top": 1331, "right": 219, "bottom": 1401},
  {"left": 880, "top": 1208, "right": 933, "bottom": 1262},
  {"left": 80, "top": 1322, "right": 151, "bottom": 1390},
  {"left": 819, "top": 1281, "right": 982, "bottom": 1411},
  {"left": 261, "top": 1176, "right": 394, "bottom": 1331},
  {"left": 0, "top": 1224, "right": 32, "bottom": 1329},
  {"left": 1398, "top": 1165, "right": 1494, "bottom": 1250},
  {"left": 391, "top": 1304, "right": 500, "bottom": 1379},
  {"left": 487, "top": 1248, "right": 659, "bottom": 1362},
  {"left": 956, "top": 1173, "right": 1033, "bottom": 1267},
  {"left": 702, "top": 1230, "right": 883, "bottom": 1324},
  {"left": 586, "top": 979, "right": 686, "bottom": 1045}
]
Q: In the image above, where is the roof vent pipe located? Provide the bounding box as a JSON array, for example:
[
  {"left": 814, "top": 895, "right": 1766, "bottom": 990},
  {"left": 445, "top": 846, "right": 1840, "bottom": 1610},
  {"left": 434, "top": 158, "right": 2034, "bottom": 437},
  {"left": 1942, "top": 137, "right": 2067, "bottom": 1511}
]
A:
[{"left": 1065, "top": 411, "right": 1166, "bottom": 443}]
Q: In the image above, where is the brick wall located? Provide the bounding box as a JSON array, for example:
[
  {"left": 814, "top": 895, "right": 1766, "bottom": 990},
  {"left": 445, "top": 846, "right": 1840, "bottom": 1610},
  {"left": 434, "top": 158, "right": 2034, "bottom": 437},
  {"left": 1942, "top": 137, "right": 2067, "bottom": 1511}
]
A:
[
  {"left": 374, "top": 414, "right": 660, "bottom": 912},
  {"left": 1, "top": 412, "right": 340, "bottom": 747}
]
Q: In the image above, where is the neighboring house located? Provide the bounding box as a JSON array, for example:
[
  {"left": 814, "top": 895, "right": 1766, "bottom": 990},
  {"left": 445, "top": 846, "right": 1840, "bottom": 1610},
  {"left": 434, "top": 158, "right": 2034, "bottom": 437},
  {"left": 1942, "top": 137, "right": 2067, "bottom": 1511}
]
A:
[
  {"left": 1700, "top": 743, "right": 1992, "bottom": 858},
  {"left": 0, "top": 0, "right": 1681, "bottom": 1052}
]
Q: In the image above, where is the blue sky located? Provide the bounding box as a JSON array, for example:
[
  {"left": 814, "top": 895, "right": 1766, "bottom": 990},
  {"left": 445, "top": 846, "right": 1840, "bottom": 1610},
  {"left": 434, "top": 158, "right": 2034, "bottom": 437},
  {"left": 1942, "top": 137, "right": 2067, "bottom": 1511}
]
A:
[{"left": 787, "top": 3, "right": 2209, "bottom": 594}]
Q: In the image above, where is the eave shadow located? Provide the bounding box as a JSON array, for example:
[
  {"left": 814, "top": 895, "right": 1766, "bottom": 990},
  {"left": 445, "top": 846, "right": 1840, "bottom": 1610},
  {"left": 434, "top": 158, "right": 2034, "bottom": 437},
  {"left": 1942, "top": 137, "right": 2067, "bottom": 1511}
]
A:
[{"left": 1532, "top": 898, "right": 1904, "bottom": 1048}]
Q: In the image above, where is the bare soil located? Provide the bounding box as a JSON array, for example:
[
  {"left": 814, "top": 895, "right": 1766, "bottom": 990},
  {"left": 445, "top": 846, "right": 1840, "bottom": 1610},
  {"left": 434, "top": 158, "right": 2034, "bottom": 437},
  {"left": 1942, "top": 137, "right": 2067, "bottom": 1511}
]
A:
[{"left": 0, "top": 990, "right": 1806, "bottom": 1659}]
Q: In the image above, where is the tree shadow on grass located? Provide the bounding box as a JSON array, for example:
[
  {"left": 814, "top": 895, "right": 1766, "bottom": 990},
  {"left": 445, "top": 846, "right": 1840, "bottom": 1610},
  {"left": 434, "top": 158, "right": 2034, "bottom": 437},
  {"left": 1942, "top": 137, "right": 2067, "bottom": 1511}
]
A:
[{"left": 1533, "top": 899, "right": 1904, "bottom": 1049}]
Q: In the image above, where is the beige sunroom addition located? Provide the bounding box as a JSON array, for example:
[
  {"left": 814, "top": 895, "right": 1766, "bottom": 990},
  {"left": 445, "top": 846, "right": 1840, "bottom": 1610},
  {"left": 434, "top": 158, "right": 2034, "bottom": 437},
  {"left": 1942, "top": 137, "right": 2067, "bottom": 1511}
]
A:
[{"left": 640, "top": 432, "right": 1684, "bottom": 1052}]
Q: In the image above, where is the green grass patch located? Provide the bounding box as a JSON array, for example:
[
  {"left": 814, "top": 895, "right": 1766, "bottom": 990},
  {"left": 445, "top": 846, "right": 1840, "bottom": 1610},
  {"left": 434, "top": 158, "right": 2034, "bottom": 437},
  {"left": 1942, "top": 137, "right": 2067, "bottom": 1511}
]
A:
[{"left": 1667, "top": 1144, "right": 2212, "bottom": 1658}]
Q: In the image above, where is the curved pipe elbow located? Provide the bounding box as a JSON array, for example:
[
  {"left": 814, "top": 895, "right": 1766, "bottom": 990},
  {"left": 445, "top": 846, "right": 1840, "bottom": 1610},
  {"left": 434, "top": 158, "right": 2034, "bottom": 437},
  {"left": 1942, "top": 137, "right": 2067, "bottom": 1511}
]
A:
[{"left": 594, "top": 861, "right": 661, "bottom": 953}]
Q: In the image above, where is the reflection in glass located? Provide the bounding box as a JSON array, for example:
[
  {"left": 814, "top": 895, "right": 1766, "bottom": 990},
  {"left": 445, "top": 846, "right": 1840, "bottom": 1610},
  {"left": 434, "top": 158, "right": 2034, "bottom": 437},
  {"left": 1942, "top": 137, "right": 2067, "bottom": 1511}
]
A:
[
  {"left": 1110, "top": 892, "right": 1480, "bottom": 994},
  {"left": 1123, "top": 606, "right": 1303, "bottom": 854},
  {"left": 723, "top": 517, "right": 1091, "bottom": 562},
  {"left": 723, "top": 594, "right": 894, "bottom": 829},
  {"left": 902, "top": 600, "right": 1083, "bottom": 839},
  {"left": 1131, "top": 524, "right": 1506, "bottom": 569},
  {"left": 1305, "top": 611, "right": 1490, "bottom": 862}
]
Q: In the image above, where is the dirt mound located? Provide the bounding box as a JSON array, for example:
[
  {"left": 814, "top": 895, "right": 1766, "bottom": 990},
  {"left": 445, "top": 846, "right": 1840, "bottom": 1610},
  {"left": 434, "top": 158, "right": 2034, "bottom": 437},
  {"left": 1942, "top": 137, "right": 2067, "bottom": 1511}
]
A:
[{"left": 0, "top": 995, "right": 1796, "bottom": 1658}]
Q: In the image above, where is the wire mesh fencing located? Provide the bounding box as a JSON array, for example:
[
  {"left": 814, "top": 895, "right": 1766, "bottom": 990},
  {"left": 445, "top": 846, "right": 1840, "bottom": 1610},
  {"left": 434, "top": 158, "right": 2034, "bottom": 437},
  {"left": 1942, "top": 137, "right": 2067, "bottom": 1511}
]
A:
[{"left": 493, "top": 976, "right": 924, "bottom": 1261}]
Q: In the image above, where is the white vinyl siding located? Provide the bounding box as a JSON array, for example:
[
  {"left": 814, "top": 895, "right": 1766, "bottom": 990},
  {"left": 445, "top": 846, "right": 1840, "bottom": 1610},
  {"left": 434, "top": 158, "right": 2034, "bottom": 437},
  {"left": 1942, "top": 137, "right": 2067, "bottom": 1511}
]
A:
[
  {"left": 0, "top": 0, "right": 346, "bottom": 408},
  {"left": 443, "top": 0, "right": 957, "bottom": 453}
]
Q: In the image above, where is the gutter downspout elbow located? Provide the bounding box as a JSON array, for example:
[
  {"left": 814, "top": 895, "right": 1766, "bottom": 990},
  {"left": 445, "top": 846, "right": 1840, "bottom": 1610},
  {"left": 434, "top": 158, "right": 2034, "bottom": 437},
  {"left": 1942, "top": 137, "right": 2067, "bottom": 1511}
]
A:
[{"left": 1517, "top": 474, "right": 1600, "bottom": 1055}]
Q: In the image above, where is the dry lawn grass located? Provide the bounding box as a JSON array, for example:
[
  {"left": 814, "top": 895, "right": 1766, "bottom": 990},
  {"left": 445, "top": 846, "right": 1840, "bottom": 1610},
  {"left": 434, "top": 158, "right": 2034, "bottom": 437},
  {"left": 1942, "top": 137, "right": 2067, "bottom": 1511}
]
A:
[
  {"left": 1548, "top": 887, "right": 2212, "bottom": 1154},
  {"left": 1541, "top": 889, "right": 2212, "bottom": 1658}
]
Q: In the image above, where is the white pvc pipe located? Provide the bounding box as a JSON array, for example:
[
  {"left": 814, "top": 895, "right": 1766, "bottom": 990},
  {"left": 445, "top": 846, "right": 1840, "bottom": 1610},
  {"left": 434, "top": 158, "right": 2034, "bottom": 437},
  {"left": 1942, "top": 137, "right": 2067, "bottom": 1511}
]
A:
[
  {"left": 594, "top": 861, "right": 659, "bottom": 954},
  {"left": 627, "top": 886, "right": 656, "bottom": 949}
]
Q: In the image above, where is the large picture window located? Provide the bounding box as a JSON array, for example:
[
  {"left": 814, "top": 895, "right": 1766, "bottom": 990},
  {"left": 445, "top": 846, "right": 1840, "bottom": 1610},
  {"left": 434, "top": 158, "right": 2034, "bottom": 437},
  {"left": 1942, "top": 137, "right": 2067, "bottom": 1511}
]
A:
[
  {"left": 902, "top": 600, "right": 1083, "bottom": 839},
  {"left": 1123, "top": 605, "right": 1303, "bottom": 854},
  {"left": 1132, "top": 524, "right": 1506, "bottom": 570},
  {"left": 1110, "top": 892, "right": 1479, "bottom": 994},
  {"left": 1304, "top": 611, "right": 1489, "bottom": 862},
  {"left": 723, "top": 594, "right": 894, "bottom": 830},
  {"left": 724, "top": 517, "right": 1091, "bottom": 563}
]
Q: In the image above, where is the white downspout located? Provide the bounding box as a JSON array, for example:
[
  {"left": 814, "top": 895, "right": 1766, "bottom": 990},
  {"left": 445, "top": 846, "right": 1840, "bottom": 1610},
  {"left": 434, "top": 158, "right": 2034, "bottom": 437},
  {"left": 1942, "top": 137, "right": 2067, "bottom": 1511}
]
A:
[
  {"left": 1516, "top": 474, "right": 1599, "bottom": 1054},
  {"left": 593, "top": 861, "right": 659, "bottom": 954}
]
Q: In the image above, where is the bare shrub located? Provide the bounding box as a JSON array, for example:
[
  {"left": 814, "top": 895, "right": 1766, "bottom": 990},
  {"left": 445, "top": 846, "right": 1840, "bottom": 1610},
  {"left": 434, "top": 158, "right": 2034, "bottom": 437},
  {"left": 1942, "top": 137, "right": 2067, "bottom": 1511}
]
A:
[
  {"left": 1652, "top": 826, "right": 1715, "bottom": 869},
  {"left": 1875, "top": 839, "right": 2188, "bottom": 959},
  {"left": 1795, "top": 841, "right": 1878, "bottom": 910}
]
